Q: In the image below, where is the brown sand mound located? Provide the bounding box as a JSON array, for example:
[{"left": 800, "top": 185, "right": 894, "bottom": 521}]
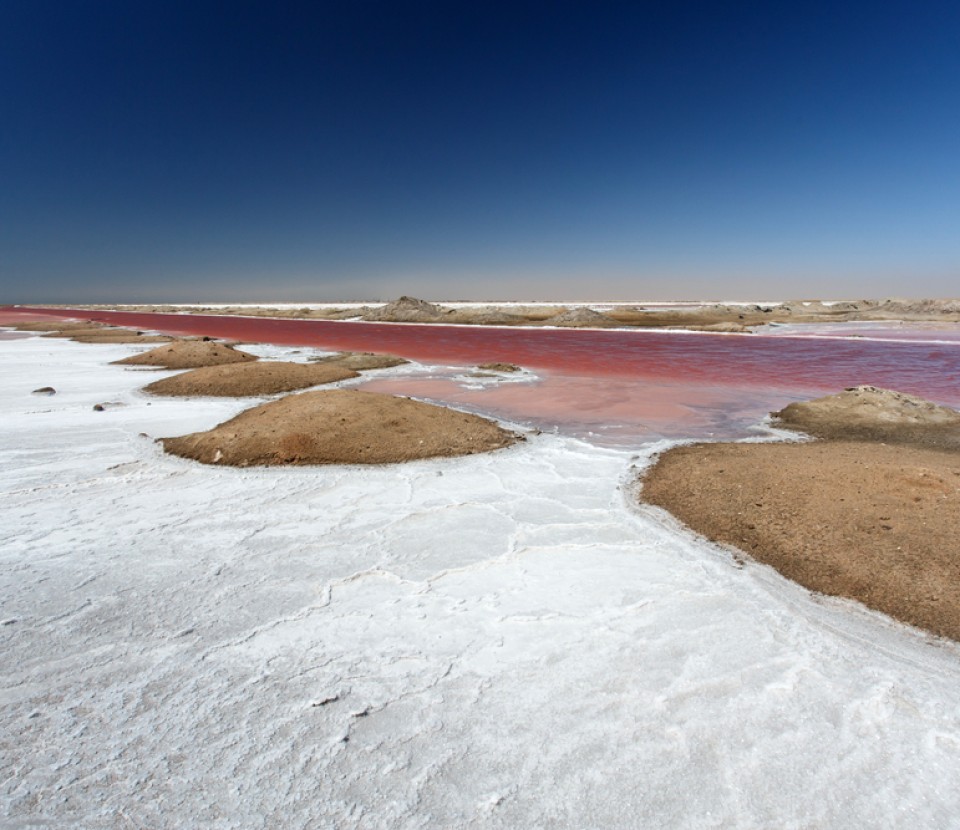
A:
[
  {"left": 774, "top": 386, "right": 960, "bottom": 450},
  {"left": 681, "top": 322, "right": 751, "bottom": 333},
  {"left": 362, "top": 296, "right": 451, "bottom": 323},
  {"left": 642, "top": 441, "right": 960, "bottom": 640},
  {"left": 160, "top": 389, "right": 521, "bottom": 466},
  {"left": 477, "top": 362, "right": 522, "bottom": 372},
  {"left": 113, "top": 340, "right": 259, "bottom": 369},
  {"left": 71, "top": 333, "right": 173, "bottom": 344},
  {"left": 143, "top": 361, "right": 359, "bottom": 397},
  {"left": 14, "top": 320, "right": 98, "bottom": 332},
  {"left": 544, "top": 307, "right": 618, "bottom": 327},
  {"left": 448, "top": 308, "right": 525, "bottom": 325},
  {"left": 309, "top": 351, "right": 408, "bottom": 370},
  {"left": 43, "top": 327, "right": 138, "bottom": 338}
]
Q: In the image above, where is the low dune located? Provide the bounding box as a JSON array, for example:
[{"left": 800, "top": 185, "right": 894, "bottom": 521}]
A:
[
  {"left": 43, "top": 327, "right": 137, "bottom": 338},
  {"left": 113, "top": 340, "right": 259, "bottom": 369},
  {"left": 773, "top": 385, "right": 960, "bottom": 450},
  {"left": 143, "top": 361, "right": 359, "bottom": 397},
  {"left": 543, "top": 307, "right": 618, "bottom": 327},
  {"left": 74, "top": 333, "right": 172, "bottom": 344},
  {"left": 641, "top": 387, "right": 960, "bottom": 640},
  {"left": 14, "top": 320, "right": 98, "bottom": 332},
  {"left": 160, "top": 389, "right": 521, "bottom": 466},
  {"left": 30, "top": 324, "right": 171, "bottom": 344},
  {"left": 308, "top": 351, "right": 409, "bottom": 370},
  {"left": 477, "top": 362, "right": 522, "bottom": 372},
  {"left": 362, "top": 296, "right": 449, "bottom": 323}
]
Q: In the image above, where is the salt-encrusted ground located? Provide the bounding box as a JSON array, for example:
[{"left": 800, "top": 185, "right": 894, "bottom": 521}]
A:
[{"left": 2, "top": 335, "right": 960, "bottom": 829}]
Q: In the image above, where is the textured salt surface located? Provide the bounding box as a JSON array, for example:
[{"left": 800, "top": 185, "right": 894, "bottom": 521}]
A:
[{"left": 2, "top": 335, "right": 960, "bottom": 828}]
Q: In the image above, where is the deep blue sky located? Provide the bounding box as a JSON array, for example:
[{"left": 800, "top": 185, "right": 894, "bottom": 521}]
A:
[{"left": 2, "top": 1, "right": 958, "bottom": 303}]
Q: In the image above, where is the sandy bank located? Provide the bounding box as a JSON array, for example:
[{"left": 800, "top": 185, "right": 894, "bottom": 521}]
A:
[
  {"left": 143, "top": 361, "right": 359, "bottom": 397},
  {"left": 161, "top": 389, "right": 522, "bottom": 466},
  {"left": 774, "top": 385, "right": 960, "bottom": 450},
  {"left": 74, "top": 333, "right": 172, "bottom": 344},
  {"left": 113, "top": 340, "right": 259, "bottom": 369},
  {"left": 308, "top": 351, "right": 408, "bottom": 370},
  {"left": 642, "top": 387, "right": 960, "bottom": 640},
  {"left": 13, "top": 320, "right": 172, "bottom": 344},
  {"left": 13, "top": 320, "right": 98, "bottom": 332}
]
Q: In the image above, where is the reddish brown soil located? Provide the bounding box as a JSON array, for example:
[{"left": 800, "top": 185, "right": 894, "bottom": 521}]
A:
[
  {"left": 160, "top": 389, "right": 521, "bottom": 466},
  {"left": 774, "top": 385, "right": 960, "bottom": 450},
  {"left": 643, "top": 440, "right": 960, "bottom": 640},
  {"left": 74, "top": 333, "right": 172, "bottom": 344},
  {"left": 113, "top": 340, "right": 259, "bottom": 369},
  {"left": 143, "top": 361, "right": 359, "bottom": 397},
  {"left": 13, "top": 320, "right": 99, "bottom": 331},
  {"left": 477, "top": 362, "right": 522, "bottom": 372},
  {"left": 42, "top": 327, "right": 136, "bottom": 338},
  {"left": 309, "top": 351, "right": 408, "bottom": 370}
]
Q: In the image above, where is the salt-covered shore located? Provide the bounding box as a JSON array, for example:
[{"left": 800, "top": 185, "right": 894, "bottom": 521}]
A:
[{"left": 3, "top": 334, "right": 960, "bottom": 828}]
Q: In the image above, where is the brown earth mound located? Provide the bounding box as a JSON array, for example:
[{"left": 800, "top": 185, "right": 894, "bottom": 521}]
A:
[
  {"left": 309, "top": 351, "right": 408, "bottom": 370},
  {"left": 362, "top": 296, "right": 450, "bottom": 323},
  {"left": 43, "top": 327, "right": 138, "bottom": 338},
  {"left": 160, "top": 389, "right": 521, "bottom": 465},
  {"left": 642, "top": 440, "right": 960, "bottom": 640},
  {"left": 477, "top": 362, "right": 522, "bottom": 372},
  {"left": 113, "top": 340, "right": 259, "bottom": 369},
  {"left": 14, "top": 320, "right": 98, "bottom": 332},
  {"left": 681, "top": 322, "right": 751, "bottom": 333},
  {"left": 448, "top": 308, "right": 525, "bottom": 325},
  {"left": 72, "top": 333, "right": 172, "bottom": 344},
  {"left": 872, "top": 297, "right": 960, "bottom": 316},
  {"left": 774, "top": 385, "right": 960, "bottom": 450},
  {"left": 544, "top": 307, "right": 618, "bottom": 327},
  {"left": 143, "top": 361, "right": 359, "bottom": 397}
]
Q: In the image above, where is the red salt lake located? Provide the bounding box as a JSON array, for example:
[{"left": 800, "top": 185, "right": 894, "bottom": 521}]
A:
[{"left": 5, "top": 306, "right": 960, "bottom": 445}]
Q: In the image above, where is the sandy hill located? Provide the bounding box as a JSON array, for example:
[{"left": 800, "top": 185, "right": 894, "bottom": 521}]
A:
[
  {"left": 161, "top": 389, "right": 521, "bottom": 465},
  {"left": 113, "top": 340, "right": 259, "bottom": 369},
  {"left": 143, "top": 361, "right": 359, "bottom": 397}
]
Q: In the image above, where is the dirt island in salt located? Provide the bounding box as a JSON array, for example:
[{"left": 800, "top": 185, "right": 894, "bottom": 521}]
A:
[
  {"left": 160, "top": 389, "right": 522, "bottom": 466},
  {"left": 642, "top": 386, "right": 960, "bottom": 640}
]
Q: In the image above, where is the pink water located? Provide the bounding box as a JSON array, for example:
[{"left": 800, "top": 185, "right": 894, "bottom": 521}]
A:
[{"left": 7, "top": 307, "right": 960, "bottom": 445}]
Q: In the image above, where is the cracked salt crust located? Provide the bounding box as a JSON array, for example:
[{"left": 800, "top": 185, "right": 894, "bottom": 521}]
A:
[{"left": 2, "top": 334, "right": 960, "bottom": 828}]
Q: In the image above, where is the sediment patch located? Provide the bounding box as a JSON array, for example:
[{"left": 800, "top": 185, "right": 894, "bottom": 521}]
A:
[
  {"left": 773, "top": 385, "right": 960, "bottom": 450},
  {"left": 309, "top": 351, "right": 408, "bottom": 370},
  {"left": 113, "top": 340, "right": 259, "bottom": 369},
  {"left": 160, "top": 389, "right": 521, "bottom": 466},
  {"left": 14, "top": 320, "right": 98, "bottom": 332},
  {"left": 477, "top": 362, "right": 522, "bottom": 372},
  {"left": 143, "top": 361, "right": 359, "bottom": 397},
  {"left": 641, "top": 387, "right": 960, "bottom": 640}
]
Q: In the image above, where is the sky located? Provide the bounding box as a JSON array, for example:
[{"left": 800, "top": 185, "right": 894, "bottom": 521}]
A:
[{"left": 1, "top": 0, "right": 959, "bottom": 303}]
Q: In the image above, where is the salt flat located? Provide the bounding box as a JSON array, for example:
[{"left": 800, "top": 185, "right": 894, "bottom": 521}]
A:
[{"left": 2, "top": 335, "right": 960, "bottom": 829}]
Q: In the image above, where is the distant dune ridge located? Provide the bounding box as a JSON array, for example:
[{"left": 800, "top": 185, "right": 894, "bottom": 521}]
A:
[
  {"left": 643, "top": 386, "right": 960, "bottom": 641},
  {"left": 66, "top": 295, "right": 960, "bottom": 330}
]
